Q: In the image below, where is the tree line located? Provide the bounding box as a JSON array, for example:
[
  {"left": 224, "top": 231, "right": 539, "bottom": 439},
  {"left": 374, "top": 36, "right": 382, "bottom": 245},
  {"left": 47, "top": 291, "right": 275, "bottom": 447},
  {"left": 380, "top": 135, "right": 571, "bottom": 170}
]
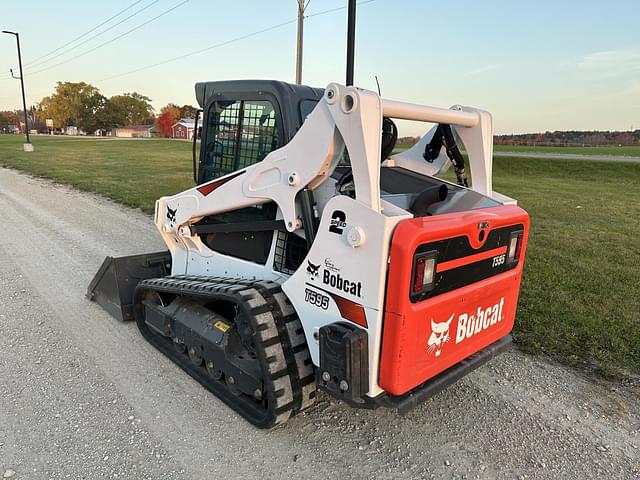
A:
[
  {"left": 495, "top": 130, "right": 640, "bottom": 147},
  {"left": 389, "top": 131, "right": 640, "bottom": 149},
  {"left": 0, "top": 81, "right": 197, "bottom": 137}
]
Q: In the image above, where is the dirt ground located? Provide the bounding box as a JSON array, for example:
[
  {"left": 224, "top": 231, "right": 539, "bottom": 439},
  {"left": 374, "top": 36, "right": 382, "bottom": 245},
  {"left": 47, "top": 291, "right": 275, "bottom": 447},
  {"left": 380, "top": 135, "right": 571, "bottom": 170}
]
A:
[{"left": 0, "top": 167, "right": 638, "bottom": 480}]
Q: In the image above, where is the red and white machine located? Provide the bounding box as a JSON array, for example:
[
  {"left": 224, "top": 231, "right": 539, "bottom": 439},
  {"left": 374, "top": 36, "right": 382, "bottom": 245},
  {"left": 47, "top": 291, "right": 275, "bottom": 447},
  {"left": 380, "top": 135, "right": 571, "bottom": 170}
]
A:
[{"left": 89, "top": 79, "right": 529, "bottom": 427}]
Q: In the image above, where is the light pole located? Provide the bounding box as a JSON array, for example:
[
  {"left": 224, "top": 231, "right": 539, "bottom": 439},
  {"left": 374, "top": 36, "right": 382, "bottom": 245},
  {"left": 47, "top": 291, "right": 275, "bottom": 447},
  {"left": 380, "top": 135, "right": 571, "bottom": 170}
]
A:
[
  {"left": 2, "top": 30, "right": 34, "bottom": 151},
  {"left": 295, "top": 0, "right": 308, "bottom": 85},
  {"left": 345, "top": 0, "right": 356, "bottom": 86}
]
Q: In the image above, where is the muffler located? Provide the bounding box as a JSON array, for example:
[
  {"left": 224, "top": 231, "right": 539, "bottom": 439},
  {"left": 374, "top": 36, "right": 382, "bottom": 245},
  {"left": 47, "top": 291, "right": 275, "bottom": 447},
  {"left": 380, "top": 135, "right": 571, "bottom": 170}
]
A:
[{"left": 411, "top": 184, "right": 449, "bottom": 216}]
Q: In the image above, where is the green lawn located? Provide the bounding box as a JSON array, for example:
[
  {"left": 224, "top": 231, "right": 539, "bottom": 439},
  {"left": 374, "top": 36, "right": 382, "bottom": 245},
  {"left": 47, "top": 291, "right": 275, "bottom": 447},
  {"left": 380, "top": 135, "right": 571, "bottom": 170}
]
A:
[
  {"left": 397, "top": 143, "right": 640, "bottom": 156},
  {"left": 494, "top": 144, "right": 640, "bottom": 156},
  {"left": 1, "top": 134, "right": 638, "bottom": 377},
  {"left": 0, "top": 135, "right": 194, "bottom": 213}
]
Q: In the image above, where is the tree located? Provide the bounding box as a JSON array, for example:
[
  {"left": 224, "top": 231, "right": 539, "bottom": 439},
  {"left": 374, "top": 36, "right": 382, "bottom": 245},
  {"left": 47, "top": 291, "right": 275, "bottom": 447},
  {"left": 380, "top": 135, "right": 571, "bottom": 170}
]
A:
[
  {"left": 0, "top": 113, "right": 10, "bottom": 130},
  {"left": 94, "top": 98, "right": 125, "bottom": 129},
  {"left": 108, "top": 92, "right": 155, "bottom": 126},
  {"left": 161, "top": 103, "right": 181, "bottom": 121},
  {"left": 179, "top": 104, "right": 198, "bottom": 119},
  {"left": 0, "top": 111, "right": 20, "bottom": 132},
  {"left": 39, "top": 81, "right": 106, "bottom": 132},
  {"left": 33, "top": 98, "right": 49, "bottom": 125},
  {"left": 156, "top": 103, "right": 182, "bottom": 137},
  {"left": 157, "top": 111, "right": 175, "bottom": 137},
  {"left": 22, "top": 105, "right": 46, "bottom": 132}
]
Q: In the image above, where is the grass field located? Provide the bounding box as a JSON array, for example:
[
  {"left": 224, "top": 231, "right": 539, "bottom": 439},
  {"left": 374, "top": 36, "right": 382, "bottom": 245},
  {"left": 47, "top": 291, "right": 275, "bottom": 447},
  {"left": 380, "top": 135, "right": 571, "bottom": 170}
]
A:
[
  {"left": 1, "top": 134, "right": 638, "bottom": 377},
  {"left": 0, "top": 136, "right": 194, "bottom": 213},
  {"left": 494, "top": 144, "right": 640, "bottom": 156},
  {"left": 396, "top": 142, "right": 640, "bottom": 157}
]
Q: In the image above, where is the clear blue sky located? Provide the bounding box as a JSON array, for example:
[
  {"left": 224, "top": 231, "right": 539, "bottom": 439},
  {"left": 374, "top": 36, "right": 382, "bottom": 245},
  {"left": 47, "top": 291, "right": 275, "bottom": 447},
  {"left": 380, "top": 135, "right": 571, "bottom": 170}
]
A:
[{"left": 1, "top": 0, "right": 638, "bottom": 135}]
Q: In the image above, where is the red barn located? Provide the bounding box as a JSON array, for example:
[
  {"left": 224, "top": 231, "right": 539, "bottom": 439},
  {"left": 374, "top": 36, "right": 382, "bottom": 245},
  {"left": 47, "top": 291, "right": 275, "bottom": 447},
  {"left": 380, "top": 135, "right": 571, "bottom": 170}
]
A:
[{"left": 171, "top": 119, "right": 197, "bottom": 140}]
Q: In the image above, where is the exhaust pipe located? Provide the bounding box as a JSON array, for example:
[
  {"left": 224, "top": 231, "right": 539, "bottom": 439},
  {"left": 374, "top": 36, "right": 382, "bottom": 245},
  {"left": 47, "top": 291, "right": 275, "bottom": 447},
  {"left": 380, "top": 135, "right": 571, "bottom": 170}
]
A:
[{"left": 411, "top": 184, "right": 448, "bottom": 216}]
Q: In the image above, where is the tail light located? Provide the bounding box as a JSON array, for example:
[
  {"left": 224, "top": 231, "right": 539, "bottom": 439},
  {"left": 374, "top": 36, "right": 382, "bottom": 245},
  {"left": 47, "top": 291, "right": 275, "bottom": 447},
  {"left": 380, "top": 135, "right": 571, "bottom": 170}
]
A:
[
  {"left": 507, "top": 230, "right": 524, "bottom": 264},
  {"left": 412, "top": 251, "right": 437, "bottom": 294}
]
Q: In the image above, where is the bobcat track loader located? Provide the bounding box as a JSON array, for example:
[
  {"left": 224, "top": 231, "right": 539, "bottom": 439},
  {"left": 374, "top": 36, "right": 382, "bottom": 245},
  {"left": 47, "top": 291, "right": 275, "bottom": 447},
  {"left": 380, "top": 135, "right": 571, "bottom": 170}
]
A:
[{"left": 88, "top": 78, "right": 529, "bottom": 428}]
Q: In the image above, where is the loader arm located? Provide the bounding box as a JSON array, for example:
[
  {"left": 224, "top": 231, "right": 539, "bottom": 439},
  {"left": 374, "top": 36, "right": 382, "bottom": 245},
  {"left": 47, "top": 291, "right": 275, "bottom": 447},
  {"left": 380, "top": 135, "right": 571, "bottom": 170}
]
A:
[{"left": 156, "top": 83, "right": 500, "bottom": 278}]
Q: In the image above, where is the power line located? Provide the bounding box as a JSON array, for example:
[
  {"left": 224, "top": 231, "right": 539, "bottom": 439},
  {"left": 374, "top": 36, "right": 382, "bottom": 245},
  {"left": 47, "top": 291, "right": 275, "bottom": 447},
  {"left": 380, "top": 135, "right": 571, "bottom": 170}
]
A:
[
  {"left": 0, "top": 0, "right": 160, "bottom": 80},
  {"left": 96, "top": 19, "right": 297, "bottom": 82},
  {"left": 26, "top": 0, "right": 189, "bottom": 77},
  {"left": 24, "top": 0, "right": 148, "bottom": 67},
  {"left": 24, "top": 0, "right": 163, "bottom": 71},
  {"left": 96, "top": 0, "right": 376, "bottom": 83},
  {"left": 2, "top": 0, "right": 375, "bottom": 85}
]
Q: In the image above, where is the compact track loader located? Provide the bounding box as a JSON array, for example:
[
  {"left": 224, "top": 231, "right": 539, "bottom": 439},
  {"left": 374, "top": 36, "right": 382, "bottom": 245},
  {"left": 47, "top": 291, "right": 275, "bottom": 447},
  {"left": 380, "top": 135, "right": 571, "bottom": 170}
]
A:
[{"left": 88, "top": 78, "right": 529, "bottom": 427}]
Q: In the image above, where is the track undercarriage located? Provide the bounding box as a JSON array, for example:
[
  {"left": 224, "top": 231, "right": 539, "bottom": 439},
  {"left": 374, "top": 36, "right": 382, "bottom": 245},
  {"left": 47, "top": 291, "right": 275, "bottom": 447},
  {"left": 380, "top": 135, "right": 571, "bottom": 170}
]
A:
[{"left": 133, "top": 276, "right": 316, "bottom": 428}]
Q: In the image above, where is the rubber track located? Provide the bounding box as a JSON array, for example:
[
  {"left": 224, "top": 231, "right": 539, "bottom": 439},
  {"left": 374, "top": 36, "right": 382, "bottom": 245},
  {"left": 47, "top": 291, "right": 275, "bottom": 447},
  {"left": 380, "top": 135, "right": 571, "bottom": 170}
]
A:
[
  {"left": 174, "top": 275, "right": 317, "bottom": 413},
  {"left": 133, "top": 275, "right": 316, "bottom": 428}
]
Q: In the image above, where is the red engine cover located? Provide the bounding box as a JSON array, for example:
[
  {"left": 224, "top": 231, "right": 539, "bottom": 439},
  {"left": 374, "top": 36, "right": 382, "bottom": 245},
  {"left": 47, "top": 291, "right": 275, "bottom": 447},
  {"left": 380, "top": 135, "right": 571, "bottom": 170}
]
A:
[{"left": 379, "top": 205, "right": 530, "bottom": 396}]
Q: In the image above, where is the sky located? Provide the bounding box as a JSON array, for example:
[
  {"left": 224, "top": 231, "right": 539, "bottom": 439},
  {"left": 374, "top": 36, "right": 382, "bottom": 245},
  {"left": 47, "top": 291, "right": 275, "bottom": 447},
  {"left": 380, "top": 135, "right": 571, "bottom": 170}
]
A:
[{"left": 1, "top": 0, "right": 639, "bottom": 136}]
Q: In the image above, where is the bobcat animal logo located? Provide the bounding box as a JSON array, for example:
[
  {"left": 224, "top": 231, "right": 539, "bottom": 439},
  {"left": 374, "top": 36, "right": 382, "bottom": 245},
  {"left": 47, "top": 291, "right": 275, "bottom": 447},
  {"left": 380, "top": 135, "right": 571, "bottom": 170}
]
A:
[
  {"left": 166, "top": 206, "right": 177, "bottom": 223},
  {"left": 427, "top": 314, "right": 454, "bottom": 357},
  {"left": 306, "top": 260, "right": 320, "bottom": 280}
]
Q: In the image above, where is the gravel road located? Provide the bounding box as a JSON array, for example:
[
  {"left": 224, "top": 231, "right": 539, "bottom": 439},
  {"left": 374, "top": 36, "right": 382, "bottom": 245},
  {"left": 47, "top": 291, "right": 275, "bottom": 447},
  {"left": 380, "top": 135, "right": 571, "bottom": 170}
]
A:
[{"left": 0, "top": 167, "right": 638, "bottom": 480}]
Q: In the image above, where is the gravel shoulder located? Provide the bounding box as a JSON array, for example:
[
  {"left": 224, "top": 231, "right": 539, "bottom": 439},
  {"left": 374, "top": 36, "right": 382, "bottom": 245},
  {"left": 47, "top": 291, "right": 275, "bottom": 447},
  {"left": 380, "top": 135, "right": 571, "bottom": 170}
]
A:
[{"left": 0, "top": 167, "right": 638, "bottom": 480}]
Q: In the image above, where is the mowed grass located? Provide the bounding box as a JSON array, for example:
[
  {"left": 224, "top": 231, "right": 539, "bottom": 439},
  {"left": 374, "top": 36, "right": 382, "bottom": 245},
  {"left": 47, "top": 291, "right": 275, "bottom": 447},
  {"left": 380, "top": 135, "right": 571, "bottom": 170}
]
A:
[
  {"left": 397, "top": 143, "right": 640, "bottom": 156},
  {"left": 494, "top": 144, "right": 640, "bottom": 156},
  {"left": 0, "top": 135, "right": 194, "bottom": 213},
  {"left": 493, "top": 156, "right": 639, "bottom": 376},
  {"left": 1, "top": 134, "right": 638, "bottom": 376}
]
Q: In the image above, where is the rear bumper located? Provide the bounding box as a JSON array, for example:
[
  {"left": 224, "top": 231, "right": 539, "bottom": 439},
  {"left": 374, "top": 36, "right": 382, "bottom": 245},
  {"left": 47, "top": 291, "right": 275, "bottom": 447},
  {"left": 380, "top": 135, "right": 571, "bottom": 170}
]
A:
[
  {"left": 339, "top": 334, "right": 512, "bottom": 412},
  {"left": 377, "top": 334, "right": 512, "bottom": 414}
]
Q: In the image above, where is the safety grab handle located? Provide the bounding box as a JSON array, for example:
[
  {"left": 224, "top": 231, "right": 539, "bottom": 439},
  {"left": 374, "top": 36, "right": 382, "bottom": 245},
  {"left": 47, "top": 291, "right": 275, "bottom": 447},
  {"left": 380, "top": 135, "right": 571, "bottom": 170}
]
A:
[{"left": 381, "top": 99, "right": 478, "bottom": 128}]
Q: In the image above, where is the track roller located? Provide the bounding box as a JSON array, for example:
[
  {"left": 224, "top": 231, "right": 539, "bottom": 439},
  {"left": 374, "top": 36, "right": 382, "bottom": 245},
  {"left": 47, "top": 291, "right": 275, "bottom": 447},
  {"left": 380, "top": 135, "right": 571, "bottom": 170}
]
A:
[{"left": 133, "top": 276, "right": 316, "bottom": 428}]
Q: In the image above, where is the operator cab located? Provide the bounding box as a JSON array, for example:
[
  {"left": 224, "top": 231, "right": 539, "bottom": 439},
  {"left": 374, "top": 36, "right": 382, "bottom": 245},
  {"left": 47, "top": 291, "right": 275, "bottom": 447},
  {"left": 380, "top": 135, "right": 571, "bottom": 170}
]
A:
[
  {"left": 193, "top": 80, "right": 323, "bottom": 268},
  {"left": 195, "top": 80, "right": 324, "bottom": 185}
]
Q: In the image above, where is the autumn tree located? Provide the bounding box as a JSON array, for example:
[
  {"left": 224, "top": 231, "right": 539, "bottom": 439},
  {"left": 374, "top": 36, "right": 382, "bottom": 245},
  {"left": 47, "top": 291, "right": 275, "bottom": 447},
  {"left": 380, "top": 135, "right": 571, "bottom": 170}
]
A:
[
  {"left": 155, "top": 103, "right": 182, "bottom": 137},
  {"left": 0, "top": 112, "right": 10, "bottom": 130},
  {"left": 0, "top": 111, "right": 21, "bottom": 132},
  {"left": 39, "top": 82, "right": 106, "bottom": 132},
  {"left": 0, "top": 111, "right": 18, "bottom": 124},
  {"left": 161, "top": 103, "right": 181, "bottom": 121},
  {"left": 156, "top": 111, "right": 175, "bottom": 137}
]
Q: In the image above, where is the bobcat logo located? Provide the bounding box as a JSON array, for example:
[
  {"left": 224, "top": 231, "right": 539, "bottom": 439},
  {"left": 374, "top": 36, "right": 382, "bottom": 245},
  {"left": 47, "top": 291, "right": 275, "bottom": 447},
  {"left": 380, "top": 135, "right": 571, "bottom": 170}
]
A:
[
  {"left": 427, "top": 314, "right": 453, "bottom": 357},
  {"left": 166, "top": 206, "right": 177, "bottom": 223},
  {"left": 306, "top": 260, "right": 320, "bottom": 280}
]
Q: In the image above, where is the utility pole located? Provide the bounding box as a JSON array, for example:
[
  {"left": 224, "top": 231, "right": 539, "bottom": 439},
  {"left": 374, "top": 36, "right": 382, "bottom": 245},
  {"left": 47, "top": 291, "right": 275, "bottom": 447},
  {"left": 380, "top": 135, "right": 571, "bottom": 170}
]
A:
[
  {"left": 345, "top": 0, "right": 356, "bottom": 86},
  {"left": 295, "top": 0, "right": 307, "bottom": 84},
  {"left": 2, "top": 30, "right": 33, "bottom": 151}
]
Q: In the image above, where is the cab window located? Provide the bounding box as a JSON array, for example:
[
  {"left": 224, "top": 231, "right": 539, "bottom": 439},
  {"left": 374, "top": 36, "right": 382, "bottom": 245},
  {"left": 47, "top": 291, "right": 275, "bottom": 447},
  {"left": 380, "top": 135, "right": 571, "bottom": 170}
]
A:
[
  {"left": 200, "top": 99, "right": 279, "bottom": 183},
  {"left": 299, "top": 99, "right": 318, "bottom": 123}
]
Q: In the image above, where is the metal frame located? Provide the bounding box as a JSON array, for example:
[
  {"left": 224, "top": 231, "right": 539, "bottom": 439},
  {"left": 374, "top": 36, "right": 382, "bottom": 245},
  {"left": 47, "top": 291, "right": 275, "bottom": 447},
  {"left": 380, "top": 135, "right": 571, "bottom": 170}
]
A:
[{"left": 154, "top": 81, "right": 506, "bottom": 397}]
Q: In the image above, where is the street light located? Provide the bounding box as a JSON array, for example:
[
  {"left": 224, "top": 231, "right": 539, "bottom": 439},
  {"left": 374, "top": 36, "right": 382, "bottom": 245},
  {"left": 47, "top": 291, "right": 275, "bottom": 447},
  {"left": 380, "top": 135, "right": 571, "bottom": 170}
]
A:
[
  {"left": 295, "top": 0, "right": 308, "bottom": 85},
  {"left": 2, "top": 30, "right": 34, "bottom": 152}
]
